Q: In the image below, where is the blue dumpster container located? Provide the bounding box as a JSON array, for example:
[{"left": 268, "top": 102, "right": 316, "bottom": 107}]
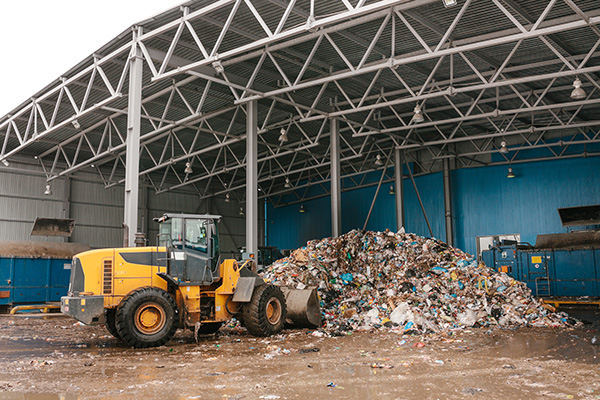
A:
[{"left": 0, "top": 241, "right": 89, "bottom": 310}]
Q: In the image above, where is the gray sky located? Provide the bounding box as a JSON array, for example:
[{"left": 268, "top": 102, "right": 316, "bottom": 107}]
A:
[{"left": 0, "top": 0, "right": 184, "bottom": 116}]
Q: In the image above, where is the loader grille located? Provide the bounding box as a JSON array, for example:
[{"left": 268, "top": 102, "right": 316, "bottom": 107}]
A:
[{"left": 103, "top": 259, "right": 113, "bottom": 294}]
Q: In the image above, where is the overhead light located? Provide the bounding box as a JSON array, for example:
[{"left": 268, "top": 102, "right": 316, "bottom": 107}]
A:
[
  {"left": 299, "top": 204, "right": 306, "bottom": 213},
  {"left": 507, "top": 167, "right": 515, "bottom": 179},
  {"left": 71, "top": 119, "right": 81, "bottom": 129},
  {"left": 212, "top": 60, "right": 224, "bottom": 75},
  {"left": 442, "top": 0, "right": 458, "bottom": 7},
  {"left": 1, "top": 159, "right": 9, "bottom": 167},
  {"left": 278, "top": 127, "right": 288, "bottom": 143},
  {"left": 571, "top": 77, "right": 586, "bottom": 100},
  {"left": 239, "top": 207, "right": 245, "bottom": 216},
  {"left": 44, "top": 184, "right": 52, "bottom": 196},
  {"left": 389, "top": 185, "right": 395, "bottom": 195},
  {"left": 284, "top": 178, "right": 292, "bottom": 188},
  {"left": 225, "top": 193, "right": 230, "bottom": 203},
  {"left": 500, "top": 141, "right": 509, "bottom": 154},
  {"left": 258, "top": 187, "right": 262, "bottom": 192},
  {"left": 412, "top": 105, "right": 424, "bottom": 123},
  {"left": 184, "top": 162, "right": 193, "bottom": 174},
  {"left": 375, "top": 154, "right": 383, "bottom": 166},
  {"left": 90, "top": 164, "right": 95, "bottom": 168}
]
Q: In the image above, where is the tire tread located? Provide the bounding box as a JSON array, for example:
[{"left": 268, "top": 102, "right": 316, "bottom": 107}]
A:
[
  {"left": 242, "top": 285, "right": 286, "bottom": 336},
  {"left": 115, "top": 286, "right": 178, "bottom": 348}
]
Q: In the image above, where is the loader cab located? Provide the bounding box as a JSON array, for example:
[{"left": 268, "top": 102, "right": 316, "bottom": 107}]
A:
[{"left": 156, "top": 214, "right": 221, "bottom": 284}]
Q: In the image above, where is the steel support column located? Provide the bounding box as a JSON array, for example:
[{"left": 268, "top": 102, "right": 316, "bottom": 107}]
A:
[
  {"left": 330, "top": 118, "right": 342, "bottom": 237},
  {"left": 124, "top": 32, "right": 143, "bottom": 247},
  {"left": 246, "top": 100, "right": 258, "bottom": 256},
  {"left": 443, "top": 159, "right": 453, "bottom": 246},
  {"left": 258, "top": 198, "right": 265, "bottom": 247},
  {"left": 140, "top": 182, "right": 149, "bottom": 242},
  {"left": 394, "top": 149, "right": 404, "bottom": 232},
  {"left": 62, "top": 177, "right": 71, "bottom": 243}
]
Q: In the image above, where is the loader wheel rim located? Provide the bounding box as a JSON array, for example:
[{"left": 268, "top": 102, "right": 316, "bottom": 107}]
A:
[
  {"left": 134, "top": 303, "right": 166, "bottom": 334},
  {"left": 266, "top": 298, "right": 282, "bottom": 325}
]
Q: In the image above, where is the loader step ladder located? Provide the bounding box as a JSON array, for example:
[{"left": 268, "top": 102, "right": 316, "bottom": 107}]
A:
[{"left": 535, "top": 276, "right": 551, "bottom": 297}]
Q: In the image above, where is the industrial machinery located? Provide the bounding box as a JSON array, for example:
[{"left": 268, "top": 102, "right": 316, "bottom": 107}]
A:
[
  {"left": 61, "top": 213, "right": 321, "bottom": 348},
  {"left": 240, "top": 246, "right": 284, "bottom": 272},
  {"left": 482, "top": 205, "right": 600, "bottom": 298}
]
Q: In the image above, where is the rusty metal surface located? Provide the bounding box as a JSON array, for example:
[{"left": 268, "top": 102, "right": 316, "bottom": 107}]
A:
[
  {"left": 535, "top": 231, "right": 600, "bottom": 250},
  {"left": 30, "top": 218, "right": 75, "bottom": 237},
  {"left": 558, "top": 205, "right": 600, "bottom": 227}
]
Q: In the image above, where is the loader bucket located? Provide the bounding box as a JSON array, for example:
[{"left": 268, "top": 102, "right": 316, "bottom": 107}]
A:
[
  {"left": 280, "top": 287, "right": 322, "bottom": 328},
  {"left": 30, "top": 218, "right": 75, "bottom": 237}
]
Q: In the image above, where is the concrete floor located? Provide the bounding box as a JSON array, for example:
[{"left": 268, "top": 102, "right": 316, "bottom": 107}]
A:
[{"left": 0, "top": 313, "right": 599, "bottom": 400}]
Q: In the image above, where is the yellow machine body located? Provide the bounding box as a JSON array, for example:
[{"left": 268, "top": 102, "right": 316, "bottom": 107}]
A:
[
  {"left": 61, "top": 213, "right": 320, "bottom": 348},
  {"left": 62, "top": 245, "right": 249, "bottom": 327}
]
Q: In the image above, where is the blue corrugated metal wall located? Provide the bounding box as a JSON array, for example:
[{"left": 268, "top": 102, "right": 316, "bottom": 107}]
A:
[
  {"left": 453, "top": 157, "right": 600, "bottom": 255},
  {"left": 267, "top": 171, "right": 446, "bottom": 250},
  {"left": 267, "top": 156, "right": 600, "bottom": 254}
]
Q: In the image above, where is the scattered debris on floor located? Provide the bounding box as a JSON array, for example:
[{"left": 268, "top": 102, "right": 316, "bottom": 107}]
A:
[{"left": 262, "top": 229, "right": 576, "bottom": 335}]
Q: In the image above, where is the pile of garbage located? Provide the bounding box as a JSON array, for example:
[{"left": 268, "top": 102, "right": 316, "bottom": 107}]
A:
[{"left": 261, "top": 229, "right": 573, "bottom": 335}]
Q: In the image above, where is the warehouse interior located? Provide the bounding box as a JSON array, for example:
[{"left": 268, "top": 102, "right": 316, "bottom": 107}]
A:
[
  {"left": 1, "top": 0, "right": 599, "bottom": 256},
  {"left": 0, "top": 0, "right": 599, "bottom": 397}
]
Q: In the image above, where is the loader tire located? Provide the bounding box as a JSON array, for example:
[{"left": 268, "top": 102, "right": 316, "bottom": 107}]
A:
[
  {"left": 116, "top": 287, "right": 178, "bottom": 348},
  {"left": 104, "top": 309, "right": 121, "bottom": 340},
  {"left": 242, "top": 285, "right": 286, "bottom": 336}
]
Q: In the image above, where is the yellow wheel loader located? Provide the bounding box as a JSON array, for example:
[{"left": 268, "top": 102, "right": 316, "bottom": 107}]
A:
[{"left": 61, "top": 213, "right": 321, "bottom": 348}]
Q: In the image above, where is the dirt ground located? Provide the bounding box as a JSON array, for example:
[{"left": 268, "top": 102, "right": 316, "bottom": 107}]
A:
[{"left": 0, "top": 311, "right": 599, "bottom": 400}]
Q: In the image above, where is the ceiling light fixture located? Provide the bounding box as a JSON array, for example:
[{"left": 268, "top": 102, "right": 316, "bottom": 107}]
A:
[
  {"left": 500, "top": 141, "right": 509, "bottom": 154},
  {"left": 299, "top": 204, "right": 306, "bottom": 213},
  {"left": 184, "top": 162, "right": 193, "bottom": 174},
  {"left": 278, "top": 127, "right": 288, "bottom": 143},
  {"left": 571, "top": 77, "right": 586, "bottom": 100},
  {"left": 225, "top": 193, "right": 230, "bottom": 203},
  {"left": 507, "top": 167, "right": 515, "bottom": 179},
  {"left": 413, "top": 105, "right": 424, "bottom": 123},
  {"left": 375, "top": 154, "right": 383, "bottom": 166},
  {"left": 389, "top": 185, "right": 395, "bottom": 195},
  {"left": 442, "top": 0, "right": 458, "bottom": 7},
  {"left": 239, "top": 207, "right": 245, "bottom": 216},
  {"left": 212, "top": 60, "right": 224, "bottom": 75},
  {"left": 1, "top": 159, "right": 8, "bottom": 167},
  {"left": 71, "top": 119, "right": 81, "bottom": 129},
  {"left": 44, "top": 184, "right": 52, "bottom": 196},
  {"left": 284, "top": 177, "right": 292, "bottom": 188}
]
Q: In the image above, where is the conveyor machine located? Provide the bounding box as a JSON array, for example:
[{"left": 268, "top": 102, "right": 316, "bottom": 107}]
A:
[{"left": 481, "top": 205, "right": 600, "bottom": 298}]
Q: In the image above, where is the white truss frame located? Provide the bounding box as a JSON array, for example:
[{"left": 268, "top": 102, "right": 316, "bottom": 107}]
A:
[{"left": 1, "top": 0, "right": 600, "bottom": 207}]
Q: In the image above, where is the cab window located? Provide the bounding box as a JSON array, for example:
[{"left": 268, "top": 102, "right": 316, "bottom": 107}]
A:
[
  {"left": 185, "top": 219, "right": 208, "bottom": 253},
  {"left": 172, "top": 218, "right": 183, "bottom": 249},
  {"left": 159, "top": 221, "right": 172, "bottom": 247}
]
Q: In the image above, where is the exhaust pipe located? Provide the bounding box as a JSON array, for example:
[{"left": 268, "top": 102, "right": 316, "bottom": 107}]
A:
[{"left": 280, "top": 287, "right": 322, "bottom": 328}]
